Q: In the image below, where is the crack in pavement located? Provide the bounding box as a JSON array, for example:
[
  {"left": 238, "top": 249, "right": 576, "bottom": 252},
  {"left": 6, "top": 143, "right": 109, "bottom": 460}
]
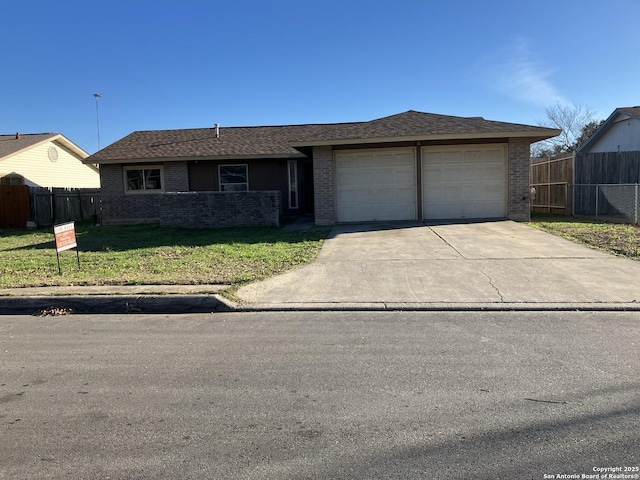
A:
[
  {"left": 428, "top": 227, "right": 465, "bottom": 258},
  {"left": 480, "top": 267, "right": 504, "bottom": 302}
]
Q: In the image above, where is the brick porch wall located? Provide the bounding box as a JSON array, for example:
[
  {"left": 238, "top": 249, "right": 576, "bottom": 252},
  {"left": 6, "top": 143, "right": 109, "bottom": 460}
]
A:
[
  {"left": 159, "top": 191, "right": 281, "bottom": 228},
  {"left": 99, "top": 162, "right": 189, "bottom": 225},
  {"left": 313, "top": 146, "right": 335, "bottom": 225},
  {"left": 508, "top": 138, "right": 531, "bottom": 221}
]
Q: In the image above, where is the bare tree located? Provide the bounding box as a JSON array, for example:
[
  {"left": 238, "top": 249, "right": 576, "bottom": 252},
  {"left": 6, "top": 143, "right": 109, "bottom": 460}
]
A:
[{"left": 531, "top": 103, "right": 597, "bottom": 158}]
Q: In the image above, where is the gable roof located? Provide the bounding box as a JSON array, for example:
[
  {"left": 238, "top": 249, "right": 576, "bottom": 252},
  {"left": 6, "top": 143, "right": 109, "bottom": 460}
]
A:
[
  {"left": 289, "top": 110, "right": 559, "bottom": 146},
  {"left": 0, "top": 133, "right": 89, "bottom": 162},
  {"left": 619, "top": 106, "right": 640, "bottom": 117},
  {"left": 87, "top": 110, "right": 560, "bottom": 164},
  {"left": 577, "top": 106, "right": 640, "bottom": 154},
  {"left": 89, "top": 124, "right": 318, "bottom": 163}
]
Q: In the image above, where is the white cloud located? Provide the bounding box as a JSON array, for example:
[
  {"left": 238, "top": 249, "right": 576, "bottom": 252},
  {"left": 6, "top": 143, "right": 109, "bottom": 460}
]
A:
[{"left": 492, "top": 38, "right": 569, "bottom": 107}]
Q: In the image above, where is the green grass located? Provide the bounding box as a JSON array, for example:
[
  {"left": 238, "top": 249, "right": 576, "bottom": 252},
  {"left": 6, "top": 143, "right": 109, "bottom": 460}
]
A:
[
  {"left": 527, "top": 213, "right": 640, "bottom": 260},
  {"left": 0, "top": 221, "right": 330, "bottom": 288}
]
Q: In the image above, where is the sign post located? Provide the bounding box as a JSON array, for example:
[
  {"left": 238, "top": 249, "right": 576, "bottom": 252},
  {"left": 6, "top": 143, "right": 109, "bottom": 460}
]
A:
[{"left": 53, "top": 221, "right": 80, "bottom": 274}]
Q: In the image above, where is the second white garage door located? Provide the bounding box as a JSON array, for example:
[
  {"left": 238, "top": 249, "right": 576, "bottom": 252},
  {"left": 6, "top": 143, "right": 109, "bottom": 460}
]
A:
[
  {"left": 335, "top": 148, "right": 416, "bottom": 222},
  {"left": 422, "top": 144, "right": 507, "bottom": 220}
]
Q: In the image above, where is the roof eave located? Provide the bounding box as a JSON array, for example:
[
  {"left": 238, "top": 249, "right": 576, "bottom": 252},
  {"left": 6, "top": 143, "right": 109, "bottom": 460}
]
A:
[
  {"left": 86, "top": 152, "right": 307, "bottom": 165},
  {"left": 54, "top": 134, "right": 90, "bottom": 159},
  {"left": 576, "top": 109, "right": 620, "bottom": 154},
  {"left": 0, "top": 133, "right": 89, "bottom": 162},
  {"left": 0, "top": 134, "right": 55, "bottom": 162},
  {"left": 289, "top": 129, "right": 561, "bottom": 147}
]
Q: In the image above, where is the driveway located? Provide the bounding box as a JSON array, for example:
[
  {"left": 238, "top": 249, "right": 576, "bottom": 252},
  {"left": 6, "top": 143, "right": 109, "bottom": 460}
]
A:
[{"left": 237, "top": 220, "right": 640, "bottom": 308}]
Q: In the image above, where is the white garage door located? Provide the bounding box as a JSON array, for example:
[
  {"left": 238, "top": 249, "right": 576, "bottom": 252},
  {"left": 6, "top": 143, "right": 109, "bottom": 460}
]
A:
[
  {"left": 422, "top": 145, "right": 506, "bottom": 220},
  {"left": 335, "top": 148, "right": 417, "bottom": 222}
]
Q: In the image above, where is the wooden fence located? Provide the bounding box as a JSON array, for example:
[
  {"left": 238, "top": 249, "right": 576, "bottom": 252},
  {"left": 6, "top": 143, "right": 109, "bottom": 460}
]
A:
[
  {"left": 575, "top": 151, "right": 640, "bottom": 184},
  {"left": 0, "top": 185, "right": 31, "bottom": 228},
  {"left": 573, "top": 183, "right": 639, "bottom": 223},
  {"left": 530, "top": 154, "right": 574, "bottom": 215},
  {"left": 30, "top": 188, "right": 101, "bottom": 226}
]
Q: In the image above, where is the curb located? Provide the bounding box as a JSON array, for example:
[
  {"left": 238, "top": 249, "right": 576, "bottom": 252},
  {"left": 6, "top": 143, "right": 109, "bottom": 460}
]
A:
[
  {"left": 2, "top": 297, "right": 640, "bottom": 315},
  {"left": 0, "top": 294, "right": 235, "bottom": 315},
  {"left": 237, "top": 302, "right": 640, "bottom": 312}
]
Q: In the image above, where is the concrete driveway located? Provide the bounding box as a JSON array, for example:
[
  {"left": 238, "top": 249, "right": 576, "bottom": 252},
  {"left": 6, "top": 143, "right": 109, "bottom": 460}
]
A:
[{"left": 237, "top": 220, "right": 640, "bottom": 309}]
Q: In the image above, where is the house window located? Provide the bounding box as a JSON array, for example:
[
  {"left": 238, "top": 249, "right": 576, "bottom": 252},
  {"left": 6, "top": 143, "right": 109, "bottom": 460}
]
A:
[
  {"left": 288, "top": 160, "right": 299, "bottom": 209},
  {"left": 219, "top": 165, "right": 248, "bottom": 191},
  {"left": 124, "top": 166, "right": 164, "bottom": 193}
]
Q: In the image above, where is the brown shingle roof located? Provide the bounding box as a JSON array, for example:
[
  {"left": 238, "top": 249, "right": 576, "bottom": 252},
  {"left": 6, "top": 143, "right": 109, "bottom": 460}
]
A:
[
  {"left": 90, "top": 124, "right": 319, "bottom": 162},
  {"left": 619, "top": 106, "right": 640, "bottom": 117},
  {"left": 88, "top": 110, "right": 559, "bottom": 163},
  {"left": 0, "top": 133, "right": 90, "bottom": 162},
  {"left": 290, "top": 110, "right": 557, "bottom": 144},
  {"left": 0, "top": 133, "right": 58, "bottom": 161}
]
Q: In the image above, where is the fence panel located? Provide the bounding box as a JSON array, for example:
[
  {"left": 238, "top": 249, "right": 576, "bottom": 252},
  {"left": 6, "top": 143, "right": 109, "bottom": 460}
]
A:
[
  {"left": 575, "top": 151, "right": 640, "bottom": 184},
  {"left": 530, "top": 155, "right": 573, "bottom": 215},
  {"left": 0, "top": 185, "right": 31, "bottom": 228},
  {"left": 30, "top": 188, "right": 100, "bottom": 226},
  {"left": 573, "top": 184, "right": 639, "bottom": 224}
]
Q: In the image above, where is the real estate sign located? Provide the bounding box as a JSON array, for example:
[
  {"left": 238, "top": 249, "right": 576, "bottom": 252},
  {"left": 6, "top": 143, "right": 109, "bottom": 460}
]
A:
[
  {"left": 53, "top": 221, "right": 80, "bottom": 273},
  {"left": 54, "top": 221, "right": 77, "bottom": 252}
]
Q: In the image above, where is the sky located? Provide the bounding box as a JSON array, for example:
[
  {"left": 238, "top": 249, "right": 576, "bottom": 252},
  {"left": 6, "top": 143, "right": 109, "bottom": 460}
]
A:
[{"left": 2, "top": 0, "right": 639, "bottom": 154}]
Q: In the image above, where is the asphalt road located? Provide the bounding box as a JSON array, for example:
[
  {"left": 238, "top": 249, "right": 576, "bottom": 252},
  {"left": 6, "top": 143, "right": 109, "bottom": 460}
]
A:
[{"left": 1, "top": 311, "right": 638, "bottom": 480}]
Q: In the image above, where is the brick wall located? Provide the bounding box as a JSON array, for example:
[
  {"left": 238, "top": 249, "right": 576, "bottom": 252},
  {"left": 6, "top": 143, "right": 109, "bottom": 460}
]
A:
[
  {"left": 99, "top": 164, "right": 161, "bottom": 224},
  {"left": 99, "top": 164, "right": 122, "bottom": 196},
  {"left": 164, "top": 162, "right": 189, "bottom": 191},
  {"left": 159, "top": 191, "right": 281, "bottom": 228},
  {"left": 508, "top": 138, "right": 531, "bottom": 221},
  {"left": 99, "top": 162, "right": 191, "bottom": 225},
  {"left": 312, "top": 146, "right": 335, "bottom": 225}
]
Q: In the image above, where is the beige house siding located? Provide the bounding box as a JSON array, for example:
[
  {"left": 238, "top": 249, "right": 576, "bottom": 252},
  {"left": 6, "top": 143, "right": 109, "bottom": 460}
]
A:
[{"left": 0, "top": 140, "right": 99, "bottom": 188}]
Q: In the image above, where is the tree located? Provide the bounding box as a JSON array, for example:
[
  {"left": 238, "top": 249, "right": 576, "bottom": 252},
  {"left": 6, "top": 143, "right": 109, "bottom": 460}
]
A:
[
  {"left": 531, "top": 103, "right": 598, "bottom": 158},
  {"left": 572, "top": 119, "right": 605, "bottom": 150}
]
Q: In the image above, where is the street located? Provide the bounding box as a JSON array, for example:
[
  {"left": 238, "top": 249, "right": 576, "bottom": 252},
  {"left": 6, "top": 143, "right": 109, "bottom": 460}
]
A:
[{"left": 1, "top": 311, "right": 638, "bottom": 480}]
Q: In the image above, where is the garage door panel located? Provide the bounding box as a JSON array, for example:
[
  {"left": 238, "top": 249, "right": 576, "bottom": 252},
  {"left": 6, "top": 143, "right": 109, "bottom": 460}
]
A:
[
  {"left": 422, "top": 145, "right": 506, "bottom": 220},
  {"left": 336, "top": 149, "right": 416, "bottom": 222}
]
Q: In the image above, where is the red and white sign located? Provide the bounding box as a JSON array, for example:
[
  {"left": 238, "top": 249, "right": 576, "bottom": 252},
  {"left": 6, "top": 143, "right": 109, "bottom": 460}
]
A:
[{"left": 54, "top": 222, "right": 77, "bottom": 253}]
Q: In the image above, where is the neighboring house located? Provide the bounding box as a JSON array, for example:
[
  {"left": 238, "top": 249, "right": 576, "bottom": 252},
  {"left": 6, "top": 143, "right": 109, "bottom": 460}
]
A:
[
  {"left": 86, "top": 110, "right": 559, "bottom": 227},
  {"left": 574, "top": 106, "right": 640, "bottom": 218},
  {"left": 575, "top": 106, "right": 640, "bottom": 184},
  {"left": 0, "top": 133, "right": 99, "bottom": 188}
]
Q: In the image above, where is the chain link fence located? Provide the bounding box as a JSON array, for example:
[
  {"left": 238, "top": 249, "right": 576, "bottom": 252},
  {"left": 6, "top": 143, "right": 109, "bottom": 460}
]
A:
[{"left": 573, "top": 184, "right": 640, "bottom": 224}]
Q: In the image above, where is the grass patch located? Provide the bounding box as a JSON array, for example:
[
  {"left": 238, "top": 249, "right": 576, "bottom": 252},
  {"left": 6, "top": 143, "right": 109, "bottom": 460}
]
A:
[
  {"left": 527, "top": 213, "right": 640, "bottom": 260},
  {"left": 0, "top": 221, "right": 330, "bottom": 288}
]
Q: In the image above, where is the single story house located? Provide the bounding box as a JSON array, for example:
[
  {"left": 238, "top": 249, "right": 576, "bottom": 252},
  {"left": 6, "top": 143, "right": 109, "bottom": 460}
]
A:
[
  {"left": 0, "top": 133, "right": 99, "bottom": 188},
  {"left": 575, "top": 106, "right": 640, "bottom": 184},
  {"left": 573, "top": 106, "right": 640, "bottom": 218},
  {"left": 86, "top": 110, "right": 559, "bottom": 227}
]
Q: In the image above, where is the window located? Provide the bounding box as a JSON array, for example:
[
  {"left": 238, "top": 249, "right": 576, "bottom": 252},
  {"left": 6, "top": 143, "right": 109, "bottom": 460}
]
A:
[
  {"left": 124, "top": 166, "right": 163, "bottom": 193},
  {"left": 288, "top": 160, "right": 299, "bottom": 209},
  {"left": 219, "top": 165, "right": 248, "bottom": 191}
]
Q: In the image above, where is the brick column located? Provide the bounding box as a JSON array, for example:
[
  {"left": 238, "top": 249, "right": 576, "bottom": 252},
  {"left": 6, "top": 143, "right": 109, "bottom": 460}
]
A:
[
  {"left": 508, "top": 138, "right": 531, "bottom": 221},
  {"left": 312, "top": 146, "right": 335, "bottom": 225}
]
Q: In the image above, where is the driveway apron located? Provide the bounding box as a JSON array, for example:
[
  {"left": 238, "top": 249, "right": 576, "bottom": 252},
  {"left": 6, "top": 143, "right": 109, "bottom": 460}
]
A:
[{"left": 236, "top": 221, "right": 640, "bottom": 307}]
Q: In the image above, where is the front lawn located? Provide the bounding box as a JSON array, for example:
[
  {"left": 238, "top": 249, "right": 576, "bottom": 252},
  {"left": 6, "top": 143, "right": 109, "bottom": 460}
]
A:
[
  {"left": 527, "top": 213, "right": 640, "bottom": 260},
  {"left": 0, "top": 222, "right": 330, "bottom": 288}
]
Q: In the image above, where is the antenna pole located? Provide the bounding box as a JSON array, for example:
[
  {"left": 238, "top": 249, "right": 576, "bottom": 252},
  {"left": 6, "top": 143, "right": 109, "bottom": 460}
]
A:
[{"left": 93, "top": 93, "right": 102, "bottom": 151}]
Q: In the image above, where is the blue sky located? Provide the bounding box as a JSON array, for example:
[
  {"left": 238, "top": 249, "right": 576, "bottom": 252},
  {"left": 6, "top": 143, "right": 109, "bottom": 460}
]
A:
[{"left": 2, "top": 0, "right": 639, "bottom": 154}]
